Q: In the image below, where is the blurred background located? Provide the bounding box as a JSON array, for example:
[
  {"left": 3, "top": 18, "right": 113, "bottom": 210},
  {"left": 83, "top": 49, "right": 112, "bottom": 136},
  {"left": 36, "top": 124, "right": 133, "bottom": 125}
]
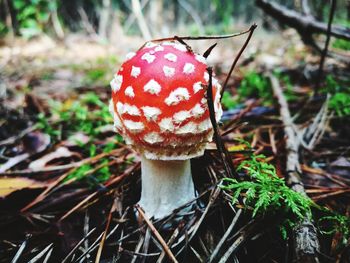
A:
[
  {"left": 0, "top": 0, "right": 349, "bottom": 38},
  {"left": 1, "top": 0, "right": 349, "bottom": 101}
]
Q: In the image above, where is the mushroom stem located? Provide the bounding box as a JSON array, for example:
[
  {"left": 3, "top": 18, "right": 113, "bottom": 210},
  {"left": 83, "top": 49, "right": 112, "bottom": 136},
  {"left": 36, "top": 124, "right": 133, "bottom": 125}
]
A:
[{"left": 139, "top": 155, "right": 196, "bottom": 219}]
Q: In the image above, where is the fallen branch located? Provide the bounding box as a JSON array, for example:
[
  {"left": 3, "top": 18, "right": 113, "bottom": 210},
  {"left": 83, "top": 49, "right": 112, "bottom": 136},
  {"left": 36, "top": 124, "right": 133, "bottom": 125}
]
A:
[
  {"left": 269, "top": 74, "right": 320, "bottom": 263},
  {"left": 256, "top": 0, "right": 350, "bottom": 41}
]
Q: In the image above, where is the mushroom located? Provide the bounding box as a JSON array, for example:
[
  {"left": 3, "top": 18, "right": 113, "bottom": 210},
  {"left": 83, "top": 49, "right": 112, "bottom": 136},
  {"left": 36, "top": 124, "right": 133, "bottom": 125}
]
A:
[{"left": 109, "top": 41, "right": 222, "bottom": 219}]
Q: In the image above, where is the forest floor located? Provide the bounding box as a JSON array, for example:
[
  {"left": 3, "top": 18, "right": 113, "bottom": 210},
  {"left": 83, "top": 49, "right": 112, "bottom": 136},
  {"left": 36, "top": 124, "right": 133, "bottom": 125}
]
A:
[{"left": 0, "top": 28, "right": 349, "bottom": 262}]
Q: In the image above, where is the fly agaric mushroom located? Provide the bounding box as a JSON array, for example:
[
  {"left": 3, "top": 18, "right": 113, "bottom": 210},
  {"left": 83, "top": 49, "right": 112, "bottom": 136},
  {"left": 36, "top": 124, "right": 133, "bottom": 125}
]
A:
[{"left": 109, "top": 41, "right": 222, "bottom": 219}]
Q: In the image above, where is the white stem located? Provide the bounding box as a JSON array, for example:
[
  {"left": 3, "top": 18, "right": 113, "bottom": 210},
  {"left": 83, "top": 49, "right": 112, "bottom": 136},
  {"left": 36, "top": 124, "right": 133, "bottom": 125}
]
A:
[{"left": 139, "top": 155, "right": 196, "bottom": 219}]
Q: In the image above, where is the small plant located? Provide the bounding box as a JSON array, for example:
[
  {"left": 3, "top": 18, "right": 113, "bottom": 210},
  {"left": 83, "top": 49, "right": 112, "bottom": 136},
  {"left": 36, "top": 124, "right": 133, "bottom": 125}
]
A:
[
  {"left": 82, "top": 56, "right": 119, "bottom": 86},
  {"left": 221, "top": 71, "right": 272, "bottom": 109},
  {"left": 274, "top": 72, "right": 298, "bottom": 102},
  {"left": 64, "top": 160, "right": 111, "bottom": 185},
  {"left": 220, "top": 71, "right": 298, "bottom": 110},
  {"left": 221, "top": 154, "right": 312, "bottom": 219},
  {"left": 332, "top": 19, "right": 350, "bottom": 51},
  {"left": 37, "top": 92, "right": 113, "bottom": 140},
  {"left": 221, "top": 143, "right": 350, "bottom": 243},
  {"left": 85, "top": 68, "right": 107, "bottom": 83},
  {"left": 238, "top": 71, "right": 272, "bottom": 105},
  {"left": 0, "top": 21, "right": 7, "bottom": 36},
  {"left": 13, "top": 0, "right": 59, "bottom": 38},
  {"left": 319, "top": 214, "right": 350, "bottom": 246},
  {"left": 332, "top": 39, "right": 350, "bottom": 51},
  {"left": 324, "top": 75, "right": 342, "bottom": 94},
  {"left": 329, "top": 92, "right": 350, "bottom": 116},
  {"left": 320, "top": 75, "right": 350, "bottom": 116},
  {"left": 36, "top": 92, "right": 121, "bottom": 176},
  {"left": 221, "top": 91, "right": 239, "bottom": 109}
]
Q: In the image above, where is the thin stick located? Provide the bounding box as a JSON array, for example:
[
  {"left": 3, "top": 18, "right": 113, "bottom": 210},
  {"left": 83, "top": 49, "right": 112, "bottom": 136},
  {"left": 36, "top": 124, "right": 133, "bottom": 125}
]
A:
[
  {"left": 0, "top": 126, "right": 35, "bottom": 146},
  {"left": 208, "top": 209, "right": 242, "bottom": 262},
  {"left": 61, "top": 228, "right": 96, "bottom": 263},
  {"left": 156, "top": 228, "right": 180, "bottom": 263},
  {"left": 150, "top": 26, "right": 255, "bottom": 42},
  {"left": 221, "top": 24, "right": 257, "bottom": 97},
  {"left": 175, "top": 187, "right": 221, "bottom": 257},
  {"left": 130, "top": 235, "right": 145, "bottom": 263},
  {"left": 21, "top": 168, "right": 74, "bottom": 212},
  {"left": 222, "top": 99, "right": 257, "bottom": 134},
  {"left": 135, "top": 205, "right": 178, "bottom": 263},
  {"left": 27, "top": 244, "right": 53, "bottom": 263},
  {"left": 42, "top": 248, "right": 53, "bottom": 263},
  {"left": 21, "top": 149, "right": 127, "bottom": 212},
  {"left": 74, "top": 214, "right": 126, "bottom": 262},
  {"left": 206, "top": 67, "right": 236, "bottom": 179},
  {"left": 95, "top": 200, "right": 116, "bottom": 263},
  {"left": 59, "top": 162, "right": 140, "bottom": 221},
  {"left": 314, "top": 0, "right": 337, "bottom": 94},
  {"left": 312, "top": 189, "right": 350, "bottom": 201},
  {"left": 217, "top": 221, "right": 260, "bottom": 263},
  {"left": 137, "top": 25, "right": 257, "bottom": 51},
  {"left": 11, "top": 235, "right": 30, "bottom": 263},
  {"left": 4, "top": 148, "right": 127, "bottom": 175}
]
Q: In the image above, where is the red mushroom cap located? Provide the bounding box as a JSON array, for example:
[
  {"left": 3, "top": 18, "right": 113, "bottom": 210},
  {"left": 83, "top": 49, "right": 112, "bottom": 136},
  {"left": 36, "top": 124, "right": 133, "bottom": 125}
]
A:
[{"left": 110, "top": 41, "right": 222, "bottom": 160}]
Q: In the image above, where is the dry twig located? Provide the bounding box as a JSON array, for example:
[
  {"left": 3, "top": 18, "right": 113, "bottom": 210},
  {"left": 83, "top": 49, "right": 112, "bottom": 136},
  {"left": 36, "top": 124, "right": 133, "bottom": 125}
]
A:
[
  {"left": 269, "top": 74, "right": 320, "bottom": 263},
  {"left": 256, "top": 0, "right": 350, "bottom": 41},
  {"left": 314, "top": 0, "right": 337, "bottom": 93},
  {"left": 95, "top": 200, "right": 116, "bottom": 263},
  {"left": 135, "top": 205, "right": 178, "bottom": 263}
]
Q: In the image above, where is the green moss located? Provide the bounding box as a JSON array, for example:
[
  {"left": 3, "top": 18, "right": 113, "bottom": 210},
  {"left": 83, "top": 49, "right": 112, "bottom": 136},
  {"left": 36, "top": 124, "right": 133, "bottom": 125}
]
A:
[
  {"left": 221, "top": 141, "right": 350, "bottom": 243},
  {"left": 221, "top": 153, "right": 312, "bottom": 219}
]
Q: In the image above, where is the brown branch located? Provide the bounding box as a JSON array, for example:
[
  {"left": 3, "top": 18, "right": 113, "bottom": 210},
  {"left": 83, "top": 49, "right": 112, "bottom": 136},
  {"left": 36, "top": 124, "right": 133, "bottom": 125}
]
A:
[
  {"left": 269, "top": 74, "right": 320, "bottom": 263},
  {"left": 256, "top": 0, "right": 350, "bottom": 41}
]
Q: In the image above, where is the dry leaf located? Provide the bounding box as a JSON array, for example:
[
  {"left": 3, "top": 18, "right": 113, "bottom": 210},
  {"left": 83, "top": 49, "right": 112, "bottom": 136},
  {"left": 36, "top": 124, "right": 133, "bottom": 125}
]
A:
[{"left": 0, "top": 177, "right": 45, "bottom": 197}]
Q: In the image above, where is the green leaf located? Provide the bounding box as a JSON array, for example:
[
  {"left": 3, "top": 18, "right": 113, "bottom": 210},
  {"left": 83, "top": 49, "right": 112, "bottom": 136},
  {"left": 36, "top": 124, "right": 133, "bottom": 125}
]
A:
[{"left": 13, "top": 0, "right": 26, "bottom": 9}]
